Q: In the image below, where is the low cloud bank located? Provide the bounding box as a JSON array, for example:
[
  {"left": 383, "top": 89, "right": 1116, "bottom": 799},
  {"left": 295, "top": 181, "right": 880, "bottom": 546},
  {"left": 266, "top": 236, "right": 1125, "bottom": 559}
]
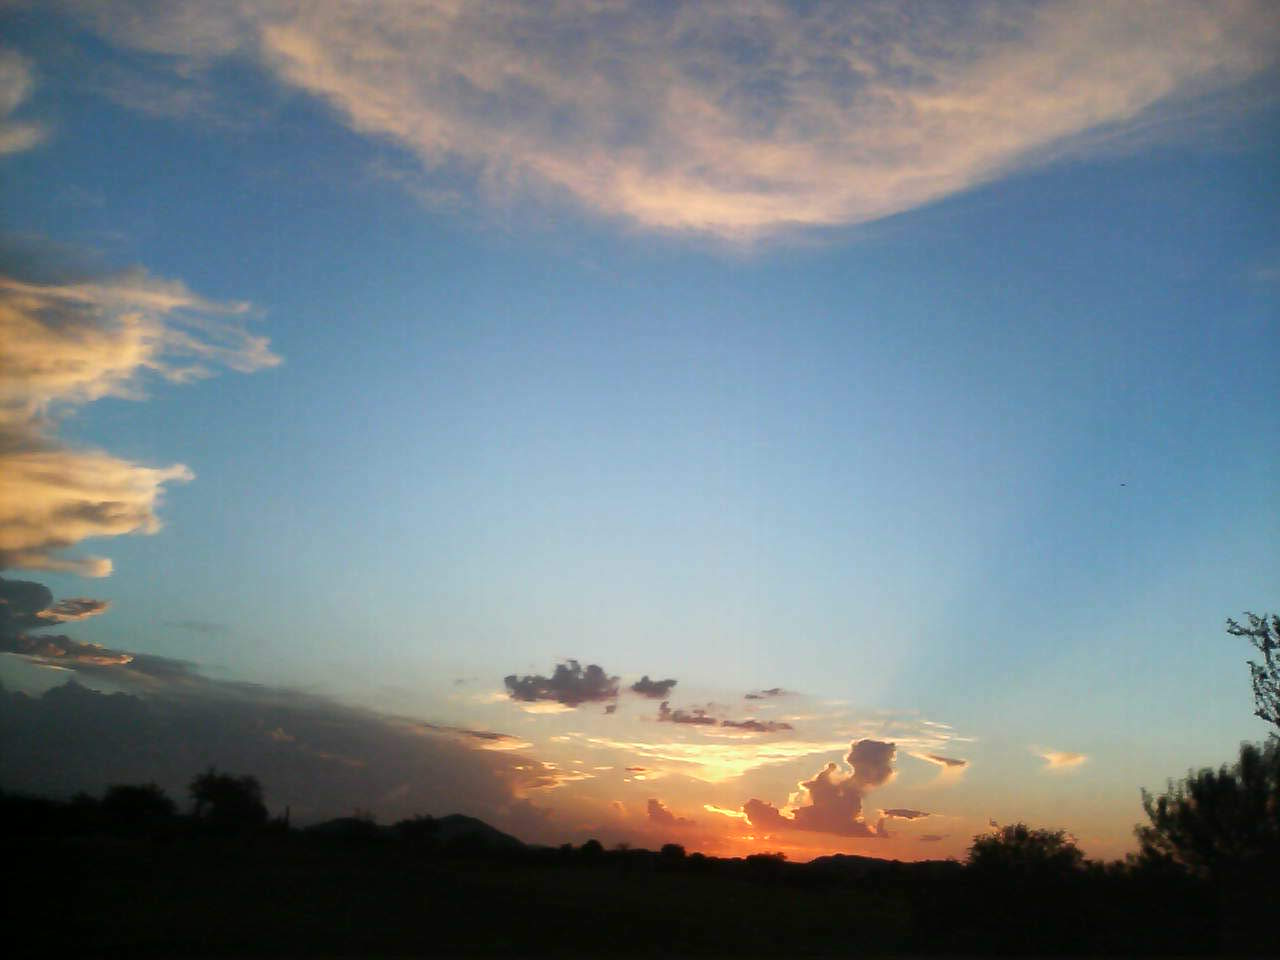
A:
[{"left": 0, "top": 673, "right": 561, "bottom": 839}]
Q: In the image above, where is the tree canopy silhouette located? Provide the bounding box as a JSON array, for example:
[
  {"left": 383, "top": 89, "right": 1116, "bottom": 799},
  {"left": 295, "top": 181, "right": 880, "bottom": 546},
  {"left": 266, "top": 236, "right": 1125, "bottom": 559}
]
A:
[
  {"left": 967, "top": 823, "right": 1084, "bottom": 877},
  {"left": 101, "top": 783, "right": 176, "bottom": 826},
  {"left": 189, "top": 768, "right": 268, "bottom": 827},
  {"left": 1136, "top": 738, "right": 1280, "bottom": 877},
  {"left": 1227, "top": 612, "right": 1279, "bottom": 730}
]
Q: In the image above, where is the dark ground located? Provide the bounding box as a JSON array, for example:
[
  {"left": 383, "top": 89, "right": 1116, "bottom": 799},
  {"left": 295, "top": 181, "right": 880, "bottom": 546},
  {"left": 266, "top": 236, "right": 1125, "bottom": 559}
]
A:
[{"left": 7, "top": 821, "right": 1259, "bottom": 957}]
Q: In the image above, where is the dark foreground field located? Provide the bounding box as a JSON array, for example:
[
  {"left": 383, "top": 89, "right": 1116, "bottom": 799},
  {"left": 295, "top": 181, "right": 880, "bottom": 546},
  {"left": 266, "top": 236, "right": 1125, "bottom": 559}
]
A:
[{"left": 6, "top": 822, "right": 1265, "bottom": 957}]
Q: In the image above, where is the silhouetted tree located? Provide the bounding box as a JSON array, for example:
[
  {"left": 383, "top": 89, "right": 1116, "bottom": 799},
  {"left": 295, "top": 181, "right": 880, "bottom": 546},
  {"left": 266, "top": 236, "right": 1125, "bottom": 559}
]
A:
[
  {"left": 1136, "top": 738, "right": 1280, "bottom": 877},
  {"left": 579, "top": 838, "right": 604, "bottom": 858},
  {"left": 967, "top": 823, "right": 1084, "bottom": 877},
  {"left": 101, "top": 783, "right": 176, "bottom": 827},
  {"left": 189, "top": 767, "right": 267, "bottom": 827},
  {"left": 660, "top": 842, "right": 686, "bottom": 862},
  {"left": 1227, "top": 612, "right": 1280, "bottom": 730}
]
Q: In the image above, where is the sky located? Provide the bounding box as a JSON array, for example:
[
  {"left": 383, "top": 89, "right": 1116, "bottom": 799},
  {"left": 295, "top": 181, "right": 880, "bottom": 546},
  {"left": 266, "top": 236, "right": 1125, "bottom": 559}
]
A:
[{"left": 0, "top": 0, "right": 1277, "bottom": 862}]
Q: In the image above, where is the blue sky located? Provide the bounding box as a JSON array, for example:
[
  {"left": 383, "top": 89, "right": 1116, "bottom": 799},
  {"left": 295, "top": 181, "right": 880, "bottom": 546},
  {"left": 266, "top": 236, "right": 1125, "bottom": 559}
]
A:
[{"left": 1, "top": 1, "right": 1277, "bottom": 860}]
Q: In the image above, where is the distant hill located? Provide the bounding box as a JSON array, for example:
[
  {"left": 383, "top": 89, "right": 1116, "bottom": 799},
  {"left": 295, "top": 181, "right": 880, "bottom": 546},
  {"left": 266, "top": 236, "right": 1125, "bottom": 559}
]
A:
[
  {"left": 431, "top": 813, "right": 525, "bottom": 851},
  {"left": 307, "top": 812, "right": 525, "bottom": 852}
]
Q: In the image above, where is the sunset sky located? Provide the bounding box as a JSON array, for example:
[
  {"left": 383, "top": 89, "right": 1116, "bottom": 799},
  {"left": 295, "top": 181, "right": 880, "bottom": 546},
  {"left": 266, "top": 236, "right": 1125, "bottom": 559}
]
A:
[{"left": 1, "top": 1, "right": 1277, "bottom": 862}]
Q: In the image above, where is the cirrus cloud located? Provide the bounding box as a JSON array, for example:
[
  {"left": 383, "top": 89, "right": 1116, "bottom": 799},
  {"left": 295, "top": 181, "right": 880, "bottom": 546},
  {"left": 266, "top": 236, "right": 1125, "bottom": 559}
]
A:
[{"left": 53, "top": 0, "right": 1280, "bottom": 239}]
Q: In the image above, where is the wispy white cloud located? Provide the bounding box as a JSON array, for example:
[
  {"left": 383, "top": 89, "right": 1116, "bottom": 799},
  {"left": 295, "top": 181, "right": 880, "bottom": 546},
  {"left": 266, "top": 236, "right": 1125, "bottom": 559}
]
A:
[
  {"left": 0, "top": 48, "right": 45, "bottom": 154},
  {"left": 61, "top": 0, "right": 1280, "bottom": 239},
  {"left": 1038, "top": 748, "right": 1088, "bottom": 771},
  {"left": 0, "top": 268, "right": 279, "bottom": 576}
]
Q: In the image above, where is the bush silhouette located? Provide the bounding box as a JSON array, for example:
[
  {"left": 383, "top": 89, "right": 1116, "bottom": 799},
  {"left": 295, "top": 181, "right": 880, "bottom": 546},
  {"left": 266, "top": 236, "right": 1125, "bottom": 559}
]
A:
[
  {"left": 967, "top": 823, "right": 1084, "bottom": 877},
  {"left": 660, "top": 842, "right": 686, "bottom": 862},
  {"left": 101, "top": 783, "right": 176, "bottom": 827},
  {"left": 189, "top": 767, "right": 268, "bottom": 828}
]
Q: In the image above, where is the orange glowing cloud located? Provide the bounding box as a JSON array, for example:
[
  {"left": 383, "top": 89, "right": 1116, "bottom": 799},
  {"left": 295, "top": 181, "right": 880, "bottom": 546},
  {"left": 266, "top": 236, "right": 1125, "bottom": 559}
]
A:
[
  {"left": 743, "top": 740, "right": 897, "bottom": 839},
  {"left": 703, "top": 804, "right": 748, "bottom": 822},
  {"left": 583, "top": 734, "right": 848, "bottom": 783}
]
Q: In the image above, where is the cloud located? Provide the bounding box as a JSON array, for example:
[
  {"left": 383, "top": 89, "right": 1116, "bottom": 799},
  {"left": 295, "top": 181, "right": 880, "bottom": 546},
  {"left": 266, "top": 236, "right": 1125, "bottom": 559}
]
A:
[
  {"left": 1, "top": 576, "right": 60, "bottom": 632},
  {"left": 39, "top": 597, "right": 111, "bottom": 623},
  {"left": 629, "top": 675, "right": 676, "bottom": 699},
  {"left": 1, "top": 631, "right": 134, "bottom": 667},
  {"left": 0, "top": 267, "right": 279, "bottom": 576},
  {"left": 0, "top": 675, "right": 568, "bottom": 838},
  {"left": 0, "top": 575, "right": 122, "bottom": 666},
  {"left": 1039, "top": 749, "right": 1088, "bottom": 771},
  {"left": 919, "top": 834, "right": 946, "bottom": 843},
  {"left": 656, "top": 700, "right": 716, "bottom": 725},
  {"left": 655, "top": 701, "right": 792, "bottom": 732},
  {"left": 404, "top": 722, "right": 532, "bottom": 753},
  {"left": 586, "top": 734, "right": 848, "bottom": 783},
  {"left": 916, "top": 753, "right": 969, "bottom": 768},
  {"left": 506, "top": 760, "right": 593, "bottom": 791},
  {"left": 720, "top": 718, "right": 794, "bottom": 734},
  {"left": 703, "top": 803, "right": 748, "bottom": 822},
  {"left": 646, "top": 798, "right": 694, "bottom": 829},
  {"left": 503, "top": 660, "right": 619, "bottom": 707},
  {"left": 881, "top": 808, "right": 929, "bottom": 821},
  {"left": 910, "top": 751, "right": 970, "bottom": 786},
  {"left": 61, "top": 1, "right": 1280, "bottom": 239},
  {"left": 742, "top": 739, "right": 897, "bottom": 838},
  {"left": 0, "top": 48, "right": 45, "bottom": 154},
  {"left": 745, "top": 687, "right": 786, "bottom": 700}
]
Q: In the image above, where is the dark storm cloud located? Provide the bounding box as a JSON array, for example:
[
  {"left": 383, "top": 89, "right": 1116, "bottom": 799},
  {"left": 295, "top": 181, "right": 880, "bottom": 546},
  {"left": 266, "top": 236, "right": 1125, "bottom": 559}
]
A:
[
  {"left": 1, "top": 631, "right": 134, "bottom": 666},
  {"left": 646, "top": 798, "right": 695, "bottom": 828},
  {"left": 629, "top": 675, "right": 677, "bottom": 699},
  {"left": 656, "top": 700, "right": 716, "bottom": 725},
  {"left": 0, "top": 575, "right": 133, "bottom": 667},
  {"left": 0, "top": 576, "right": 109, "bottom": 633},
  {"left": 0, "top": 675, "right": 559, "bottom": 838},
  {"left": 742, "top": 740, "right": 898, "bottom": 839},
  {"left": 503, "top": 660, "right": 619, "bottom": 707}
]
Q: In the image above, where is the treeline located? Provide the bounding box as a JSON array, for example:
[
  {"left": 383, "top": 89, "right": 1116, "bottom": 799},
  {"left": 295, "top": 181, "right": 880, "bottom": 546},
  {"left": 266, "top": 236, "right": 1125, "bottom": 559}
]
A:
[{"left": 2, "top": 748, "right": 1275, "bottom": 956}]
